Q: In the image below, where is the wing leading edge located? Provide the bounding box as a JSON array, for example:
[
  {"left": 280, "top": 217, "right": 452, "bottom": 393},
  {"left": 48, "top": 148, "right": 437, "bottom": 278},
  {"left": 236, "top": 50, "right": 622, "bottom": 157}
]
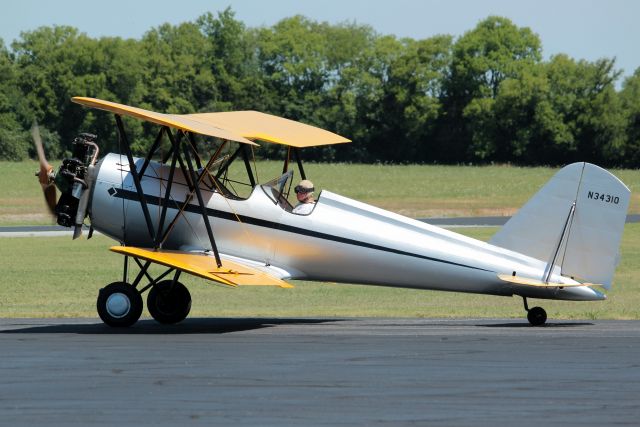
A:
[
  {"left": 110, "top": 246, "right": 293, "bottom": 288},
  {"left": 71, "top": 97, "right": 257, "bottom": 146}
]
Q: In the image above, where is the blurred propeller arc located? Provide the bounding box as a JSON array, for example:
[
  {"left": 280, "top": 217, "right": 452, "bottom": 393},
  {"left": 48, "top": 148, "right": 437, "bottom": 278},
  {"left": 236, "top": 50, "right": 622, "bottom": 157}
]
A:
[{"left": 31, "top": 122, "right": 57, "bottom": 216}]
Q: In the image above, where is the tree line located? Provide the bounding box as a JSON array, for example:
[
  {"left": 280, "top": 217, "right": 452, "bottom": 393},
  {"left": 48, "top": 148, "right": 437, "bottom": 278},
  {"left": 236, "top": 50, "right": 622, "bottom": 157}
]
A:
[{"left": 1, "top": 8, "right": 639, "bottom": 167}]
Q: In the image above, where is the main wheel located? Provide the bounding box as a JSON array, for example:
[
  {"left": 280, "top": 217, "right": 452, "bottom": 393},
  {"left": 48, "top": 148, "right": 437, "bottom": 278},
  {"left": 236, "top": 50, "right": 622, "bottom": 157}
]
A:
[
  {"left": 97, "top": 282, "right": 144, "bottom": 327},
  {"left": 147, "top": 280, "right": 191, "bottom": 325},
  {"left": 527, "top": 306, "right": 547, "bottom": 326}
]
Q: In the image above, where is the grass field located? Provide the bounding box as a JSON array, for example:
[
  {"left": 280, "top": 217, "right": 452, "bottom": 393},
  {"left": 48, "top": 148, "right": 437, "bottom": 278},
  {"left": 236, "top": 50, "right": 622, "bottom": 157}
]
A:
[
  {"left": 1, "top": 225, "right": 638, "bottom": 320},
  {"left": 1, "top": 159, "right": 638, "bottom": 321},
  {"left": 2, "top": 160, "right": 640, "bottom": 225}
]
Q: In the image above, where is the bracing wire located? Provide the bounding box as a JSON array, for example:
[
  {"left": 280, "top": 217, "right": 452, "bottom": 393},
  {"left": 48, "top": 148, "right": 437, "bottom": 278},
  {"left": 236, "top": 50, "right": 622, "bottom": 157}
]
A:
[
  {"left": 194, "top": 141, "right": 255, "bottom": 244},
  {"left": 155, "top": 137, "right": 259, "bottom": 253}
]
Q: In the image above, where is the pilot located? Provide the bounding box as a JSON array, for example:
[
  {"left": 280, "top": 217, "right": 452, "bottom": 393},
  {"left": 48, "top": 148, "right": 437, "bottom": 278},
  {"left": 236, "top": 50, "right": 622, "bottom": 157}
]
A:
[{"left": 293, "top": 179, "right": 316, "bottom": 214}]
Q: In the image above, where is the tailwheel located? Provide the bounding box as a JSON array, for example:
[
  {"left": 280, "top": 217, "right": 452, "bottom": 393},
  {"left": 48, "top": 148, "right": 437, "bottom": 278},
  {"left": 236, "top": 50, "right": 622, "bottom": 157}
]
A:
[
  {"left": 523, "top": 297, "right": 547, "bottom": 326},
  {"left": 527, "top": 307, "right": 547, "bottom": 326},
  {"left": 97, "top": 282, "right": 144, "bottom": 327},
  {"left": 147, "top": 280, "right": 192, "bottom": 325}
]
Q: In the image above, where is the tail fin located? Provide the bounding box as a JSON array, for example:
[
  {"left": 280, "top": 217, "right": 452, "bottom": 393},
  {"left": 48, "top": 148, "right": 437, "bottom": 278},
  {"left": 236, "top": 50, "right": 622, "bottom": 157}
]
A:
[{"left": 490, "top": 163, "right": 630, "bottom": 289}]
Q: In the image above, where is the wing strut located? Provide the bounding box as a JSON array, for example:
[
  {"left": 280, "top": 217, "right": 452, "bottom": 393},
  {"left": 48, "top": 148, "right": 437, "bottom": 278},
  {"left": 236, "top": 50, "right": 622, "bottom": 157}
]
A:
[
  {"left": 158, "top": 131, "right": 222, "bottom": 247},
  {"left": 115, "top": 115, "right": 156, "bottom": 242},
  {"left": 187, "top": 132, "right": 203, "bottom": 170},
  {"left": 281, "top": 146, "right": 307, "bottom": 180},
  {"left": 241, "top": 144, "right": 256, "bottom": 187},
  {"left": 292, "top": 147, "right": 306, "bottom": 180},
  {"left": 154, "top": 136, "right": 179, "bottom": 249},
  {"left": 112, "top": 116, "right": 224, "bottom": 268},
  {"left": 139, "top": 127, "right": 165, "bottom": 177},
  {"left": 283, "top": 146, "right": 290, "bottom": 175},
  {"left": 181, "top": 137, "right": 222, "bottom": 267}
]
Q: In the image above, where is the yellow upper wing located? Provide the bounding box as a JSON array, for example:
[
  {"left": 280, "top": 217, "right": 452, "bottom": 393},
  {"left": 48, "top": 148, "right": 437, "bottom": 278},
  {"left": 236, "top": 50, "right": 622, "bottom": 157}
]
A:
[
  {"left": 185, "top": 111, "right": 351, "bottom": 148},
  {"left": 72, "top": 97, "right": 350, "bottom": 148},
  {"left": 110, "top": 246, "right": 293, "bottom": 288},
  {"left": 72, "top": 97, "right": 257, "bottom": 146}
]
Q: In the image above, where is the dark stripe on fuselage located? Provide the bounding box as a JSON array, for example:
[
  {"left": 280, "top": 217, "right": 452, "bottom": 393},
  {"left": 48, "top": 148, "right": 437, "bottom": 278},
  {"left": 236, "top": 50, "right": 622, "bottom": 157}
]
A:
[{"left": 110, "top": 187, "right": 493, "bottom": 273}]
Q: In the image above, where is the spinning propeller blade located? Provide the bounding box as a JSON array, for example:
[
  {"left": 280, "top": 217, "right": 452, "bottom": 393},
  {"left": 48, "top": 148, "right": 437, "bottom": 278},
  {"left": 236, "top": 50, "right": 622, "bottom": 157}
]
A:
[{"left": 31, "top": 122, "right": 57, "bottom": 215}]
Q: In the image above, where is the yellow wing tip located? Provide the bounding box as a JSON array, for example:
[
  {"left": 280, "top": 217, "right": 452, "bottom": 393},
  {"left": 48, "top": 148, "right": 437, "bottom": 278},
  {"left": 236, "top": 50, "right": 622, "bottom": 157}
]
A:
[{"left": 279, "top": 282, "right": 295, "bottom": 289}]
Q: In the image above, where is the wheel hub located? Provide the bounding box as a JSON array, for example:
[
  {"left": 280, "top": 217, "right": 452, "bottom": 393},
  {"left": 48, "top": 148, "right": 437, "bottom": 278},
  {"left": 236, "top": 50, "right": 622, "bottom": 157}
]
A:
[{"left": 106, "top": 293, "right": 131, "bottom": 318}]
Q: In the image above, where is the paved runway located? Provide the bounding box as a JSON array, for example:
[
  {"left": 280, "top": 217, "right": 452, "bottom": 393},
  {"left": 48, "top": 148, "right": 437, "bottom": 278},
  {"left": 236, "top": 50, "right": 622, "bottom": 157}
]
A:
[{"left": 1, "top": 317, "right": 639, "bottom": 426}]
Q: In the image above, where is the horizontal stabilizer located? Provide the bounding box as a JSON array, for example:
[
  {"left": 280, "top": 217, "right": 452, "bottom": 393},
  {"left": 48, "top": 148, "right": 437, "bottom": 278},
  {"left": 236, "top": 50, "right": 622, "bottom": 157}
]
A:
[
  {"left": 497, "top": 274, "right": 599, "bottom": 288},
  {"left": 110, "top": 246, "right": 293, "bottom": 288}
]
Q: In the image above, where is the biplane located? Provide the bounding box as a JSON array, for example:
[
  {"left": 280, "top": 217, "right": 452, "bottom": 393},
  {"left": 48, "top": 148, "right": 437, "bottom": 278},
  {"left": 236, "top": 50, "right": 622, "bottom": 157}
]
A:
[{"left": 34, "top": 97, "right": 630, "bottom": 327}]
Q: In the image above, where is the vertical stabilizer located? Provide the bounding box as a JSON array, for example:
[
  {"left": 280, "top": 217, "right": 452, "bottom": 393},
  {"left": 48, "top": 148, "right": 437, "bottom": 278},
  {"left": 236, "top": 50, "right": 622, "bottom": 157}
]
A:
[{"left": 490, "top": 163, "right": 630, "bottom": 288}]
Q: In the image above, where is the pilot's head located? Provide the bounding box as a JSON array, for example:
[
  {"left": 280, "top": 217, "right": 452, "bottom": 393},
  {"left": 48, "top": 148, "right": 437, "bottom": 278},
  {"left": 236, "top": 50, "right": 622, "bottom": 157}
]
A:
[{"left": 295, "top": 180, "right": 315, "bottom": 203}]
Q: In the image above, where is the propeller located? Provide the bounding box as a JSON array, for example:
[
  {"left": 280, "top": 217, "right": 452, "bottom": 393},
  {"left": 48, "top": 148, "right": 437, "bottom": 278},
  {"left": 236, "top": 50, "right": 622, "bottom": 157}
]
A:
[{"left": 31, "top": 122, "right": 57, "bottom": 216}]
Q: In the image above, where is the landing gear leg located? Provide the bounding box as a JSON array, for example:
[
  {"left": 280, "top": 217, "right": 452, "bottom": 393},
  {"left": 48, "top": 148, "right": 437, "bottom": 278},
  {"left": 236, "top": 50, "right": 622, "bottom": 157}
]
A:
[{"left": 523, "top": 297, "right": 547, "bottom": 326}]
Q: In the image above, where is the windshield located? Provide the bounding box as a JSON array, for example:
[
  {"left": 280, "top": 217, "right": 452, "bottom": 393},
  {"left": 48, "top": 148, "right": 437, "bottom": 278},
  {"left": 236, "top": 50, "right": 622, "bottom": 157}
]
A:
[{"left": 261, "top": 170, "right": 294, "bottom": 211}]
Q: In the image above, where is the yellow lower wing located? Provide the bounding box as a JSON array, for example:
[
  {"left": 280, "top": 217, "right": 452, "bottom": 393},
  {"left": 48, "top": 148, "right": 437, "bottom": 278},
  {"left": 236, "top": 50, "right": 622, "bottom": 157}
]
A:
[{"left": 110, "top": 246, "right": 293, "bottom": 289}]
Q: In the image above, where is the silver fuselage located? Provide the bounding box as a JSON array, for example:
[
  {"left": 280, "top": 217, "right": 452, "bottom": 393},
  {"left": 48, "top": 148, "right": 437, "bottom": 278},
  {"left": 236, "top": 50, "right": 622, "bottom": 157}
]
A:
[{"left": 89, "top": 154, "right": 604, "bottom": 301}]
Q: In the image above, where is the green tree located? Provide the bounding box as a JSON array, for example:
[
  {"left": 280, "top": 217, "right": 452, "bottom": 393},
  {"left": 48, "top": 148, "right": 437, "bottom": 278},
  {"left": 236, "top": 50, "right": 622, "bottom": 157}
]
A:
[
  {"left": 124, "top": 22, "right": 213, "bottom": 153},
  {"left": 197, "top": 8, "right": 265, "bottom": 111},
  {"left": 256, "top": 16, "right": 374, "bottom": 159},
  {"left": 3, "top": 10, "right": 635, "bottom": 166},
  {"left": 441, "top": 16, "right": 542, "bottom": 162},
  {"left": 488, "top": 65, "right": 555, "bottom": 163},
  {"left": 72, "top": 37, "right": 147, "bottom": 154},
  {"left": 299, "top": 28, "right": 400, "bottom": 162},
  {"left": 139, "top": 22, "right": 212, "bottom": 114},
  {"left": 0, "top": 38, "right": 30, "bottom": 160},
  {"left": 14, "top": 27, "right": 95, "bottom": 132},
  {"left": 544, "top": 55, "right": 624, "bottom": 165},
  {"left": 13, "top": 26, "right": 142, "bottom": 155},
  {"left": 300, "top": 30, "right": 412, "bottom": 162},
  {"left": 256, "top": 16, "right": 330, "bottom": 119},
  {"left": 364, "top": 36, "right": 452, "bottom": 162},
  {"left": 620, "top": 68, "right": 640, "bottom": 167}
]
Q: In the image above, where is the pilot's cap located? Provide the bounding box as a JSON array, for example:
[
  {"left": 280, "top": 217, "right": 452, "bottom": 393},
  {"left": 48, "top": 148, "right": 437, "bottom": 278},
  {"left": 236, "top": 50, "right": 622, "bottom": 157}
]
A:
[{"left": 295, "top": 180, "right": 314, "bottom": 194}]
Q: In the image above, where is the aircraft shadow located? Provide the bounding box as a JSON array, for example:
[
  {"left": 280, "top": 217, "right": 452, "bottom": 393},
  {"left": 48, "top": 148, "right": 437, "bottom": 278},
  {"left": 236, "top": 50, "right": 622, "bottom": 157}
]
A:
[
  {"left": 477, "top": 322, "right": 594, "bottom": 328},
  {"left": 0, "top": 317, "right": 340, "bottom": 335}
]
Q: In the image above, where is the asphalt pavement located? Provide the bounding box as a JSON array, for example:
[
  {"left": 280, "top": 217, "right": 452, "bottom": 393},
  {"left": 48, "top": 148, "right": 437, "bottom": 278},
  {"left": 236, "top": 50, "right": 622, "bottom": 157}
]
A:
[{"left": 1, "top": 317, "right": 639, "bottom": 426}]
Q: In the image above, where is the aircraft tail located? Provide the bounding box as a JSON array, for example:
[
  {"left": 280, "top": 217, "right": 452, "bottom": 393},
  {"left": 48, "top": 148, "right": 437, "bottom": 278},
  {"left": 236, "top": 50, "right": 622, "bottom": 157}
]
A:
[{"left": 490, "top": 163, "right": 630, "bottom": 289}]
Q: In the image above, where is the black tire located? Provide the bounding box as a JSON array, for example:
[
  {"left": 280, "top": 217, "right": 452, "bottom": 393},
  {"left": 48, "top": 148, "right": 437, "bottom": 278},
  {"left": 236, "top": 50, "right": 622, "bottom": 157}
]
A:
[
  {"left": 97, "top": 282, "right": 143, "bottom": 327},
  {"left": 527, "top": 306, "right": 547, "bottom": 326},
  {"left": 147, "top": 280, "right": 192, "bottom": 325}
]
